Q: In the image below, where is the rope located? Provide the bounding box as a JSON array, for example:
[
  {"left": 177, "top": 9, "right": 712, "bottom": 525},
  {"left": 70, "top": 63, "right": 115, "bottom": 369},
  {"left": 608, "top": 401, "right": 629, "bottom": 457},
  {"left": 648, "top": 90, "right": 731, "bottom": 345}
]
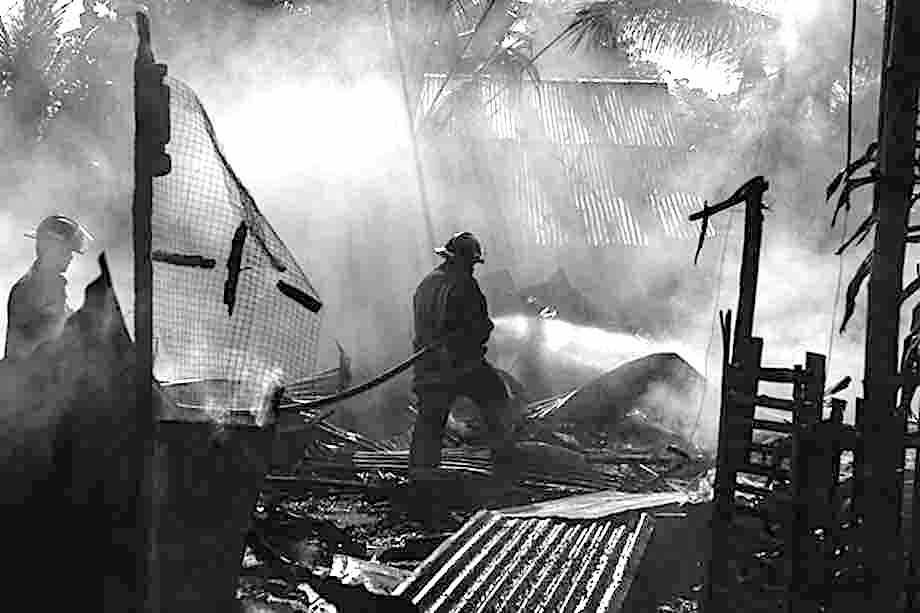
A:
[
  {"left": 690, "top": 210, "right": 736, "bottom": 447},
  {"left": 826, "top": 0, "right": 859, "bottom": 369}
]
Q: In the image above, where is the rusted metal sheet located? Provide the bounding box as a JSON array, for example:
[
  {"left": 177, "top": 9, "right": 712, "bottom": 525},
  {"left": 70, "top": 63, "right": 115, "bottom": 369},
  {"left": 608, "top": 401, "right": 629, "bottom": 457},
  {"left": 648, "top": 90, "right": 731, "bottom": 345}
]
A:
[{"left": 393, "top": 509, "right": 655, "bottom": 612}]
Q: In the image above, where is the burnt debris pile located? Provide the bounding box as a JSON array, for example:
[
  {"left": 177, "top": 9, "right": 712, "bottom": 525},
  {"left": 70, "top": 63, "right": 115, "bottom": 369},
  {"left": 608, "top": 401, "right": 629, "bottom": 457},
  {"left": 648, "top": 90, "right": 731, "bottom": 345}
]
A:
[{"left": 243, "top": 340, "right": 715, "bottom": 611}]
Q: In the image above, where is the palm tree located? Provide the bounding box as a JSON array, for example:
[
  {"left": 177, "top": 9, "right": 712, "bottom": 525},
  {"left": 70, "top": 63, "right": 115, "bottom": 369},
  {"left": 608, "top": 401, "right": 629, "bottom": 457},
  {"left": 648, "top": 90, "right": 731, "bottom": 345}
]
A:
[
  {"left": 0, "top": 0, "right": 98, "bottom": 145},
  {"left": 401, "top": 0, "right": 783, "bottom": 131}
]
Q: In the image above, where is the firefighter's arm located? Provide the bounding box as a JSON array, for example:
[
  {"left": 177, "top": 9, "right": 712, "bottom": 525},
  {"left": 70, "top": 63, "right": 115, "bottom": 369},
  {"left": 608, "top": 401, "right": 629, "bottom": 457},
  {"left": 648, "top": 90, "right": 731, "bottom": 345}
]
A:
[
  {"left": 8, "top": 284, "right": 67, "bottom": 340},
  {"left": 449, "top": 278, "right": 494, "bottom": 344}
]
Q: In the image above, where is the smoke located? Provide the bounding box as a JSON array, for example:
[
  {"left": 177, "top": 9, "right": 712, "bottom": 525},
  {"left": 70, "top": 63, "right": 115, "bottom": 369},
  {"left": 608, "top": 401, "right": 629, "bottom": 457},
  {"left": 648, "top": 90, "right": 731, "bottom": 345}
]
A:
[{"left": 0, "top": 0, "right": 895, "bottom": 441}]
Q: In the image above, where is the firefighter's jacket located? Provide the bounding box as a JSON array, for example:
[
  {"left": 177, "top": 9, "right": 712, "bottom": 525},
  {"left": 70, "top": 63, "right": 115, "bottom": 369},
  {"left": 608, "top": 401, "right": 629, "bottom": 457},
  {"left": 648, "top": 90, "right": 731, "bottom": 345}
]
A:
[
  {"left": 4, "top": 263, "right": 71, "bottom": 361},
  {"left": 413, "top": 262, "right": 494, "bottom": 385}
]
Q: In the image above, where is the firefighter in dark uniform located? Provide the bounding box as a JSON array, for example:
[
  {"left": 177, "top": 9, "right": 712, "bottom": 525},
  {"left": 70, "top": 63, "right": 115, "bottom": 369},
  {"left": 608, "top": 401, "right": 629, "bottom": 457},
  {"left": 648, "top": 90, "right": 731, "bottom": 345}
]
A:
[
  {"left": 410, "top": 231, "right": 516, "bottom": 480},
  {"left": 4, "top": 215, "right": 94, "bottom": 361}
]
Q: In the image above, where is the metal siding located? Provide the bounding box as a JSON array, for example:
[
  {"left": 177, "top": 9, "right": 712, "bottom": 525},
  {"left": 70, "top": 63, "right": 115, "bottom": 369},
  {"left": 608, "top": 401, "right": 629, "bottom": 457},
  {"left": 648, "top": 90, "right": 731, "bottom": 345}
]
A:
[
  {"left": 420, "top": 76, "right": 678, "bottom": 148},
  {"left": 651, "top": 190, "right": 712, "bottom": 240},
  {"left": 420, "top": 76, "right": 697, "bottom": 246},
  {"left": 395, "top": 510, "right": 655, "bottom": 613}
]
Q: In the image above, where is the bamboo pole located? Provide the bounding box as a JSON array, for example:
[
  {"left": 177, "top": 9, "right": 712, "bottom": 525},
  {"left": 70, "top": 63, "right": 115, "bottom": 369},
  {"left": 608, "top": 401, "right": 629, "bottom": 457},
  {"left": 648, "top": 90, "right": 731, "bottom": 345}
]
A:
[{"left": 860, "top": 0, "right": 920, "bottom": 607}]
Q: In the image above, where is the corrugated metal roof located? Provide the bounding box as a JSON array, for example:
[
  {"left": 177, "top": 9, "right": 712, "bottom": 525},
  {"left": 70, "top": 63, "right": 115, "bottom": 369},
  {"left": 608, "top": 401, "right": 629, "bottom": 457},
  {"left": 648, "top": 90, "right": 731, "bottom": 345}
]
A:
[
  {"left": 420, "top": 76, "right": 680, "bottom": 148},
  {"left": 421, "top": 75, "right": 706, "bottom": 247},
  {"left": 393, "top": 508, "right": 655, "bottom": 612}
]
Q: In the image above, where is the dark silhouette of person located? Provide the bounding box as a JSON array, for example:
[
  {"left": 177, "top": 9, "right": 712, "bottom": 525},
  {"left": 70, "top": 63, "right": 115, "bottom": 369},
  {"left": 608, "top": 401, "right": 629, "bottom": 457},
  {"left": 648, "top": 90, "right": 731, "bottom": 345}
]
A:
[
  {"left": 410, "top": 232, "right": 515, "bottom": 481},
  {"left": 5, "top": 215, "right": 93, "bottom": 361}
]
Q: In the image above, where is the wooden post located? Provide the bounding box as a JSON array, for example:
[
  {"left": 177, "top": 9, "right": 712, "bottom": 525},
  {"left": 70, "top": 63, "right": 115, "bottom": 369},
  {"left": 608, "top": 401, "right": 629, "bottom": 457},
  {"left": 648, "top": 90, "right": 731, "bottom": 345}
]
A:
[
  {"left": 861, "top": 0, "right": 920, "bottom": 606},
  {"left": 853, "top": 397, "right": 865, "bottom": 519},
  {"left": 707, "top": 332, "right": 763, "bottom": 610},
  {"left": 731, "top": 180, "right": 769, "bottom": 363},
  {"left": 792, "top": 353, "right": 826, "bottom": 610},
  {"left": 827, "top": 397, "right": 847, "bottom": 597},
  {"left": 134, "top": 11, "right": 170, "bottom": 612}
]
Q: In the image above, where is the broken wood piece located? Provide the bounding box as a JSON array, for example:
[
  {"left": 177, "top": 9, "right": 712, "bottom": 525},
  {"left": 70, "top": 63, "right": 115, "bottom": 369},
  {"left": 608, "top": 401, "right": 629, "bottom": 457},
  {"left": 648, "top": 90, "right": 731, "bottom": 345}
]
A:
[
  {"left": 688, "top": 176, "right": 768, "bottom": 222},
  {"left": 688, "top": 176, "right": 768, "bottom": 265},
  {"left": 330, "top": 554, "right": 412, "bottom": 595}
]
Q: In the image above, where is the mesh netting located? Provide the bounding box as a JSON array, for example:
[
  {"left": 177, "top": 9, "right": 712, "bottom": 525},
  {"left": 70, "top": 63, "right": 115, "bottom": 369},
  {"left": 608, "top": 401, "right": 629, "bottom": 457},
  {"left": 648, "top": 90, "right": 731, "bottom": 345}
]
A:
[{"left": 151, "top": 76, "right": 322, "bottom": 407}]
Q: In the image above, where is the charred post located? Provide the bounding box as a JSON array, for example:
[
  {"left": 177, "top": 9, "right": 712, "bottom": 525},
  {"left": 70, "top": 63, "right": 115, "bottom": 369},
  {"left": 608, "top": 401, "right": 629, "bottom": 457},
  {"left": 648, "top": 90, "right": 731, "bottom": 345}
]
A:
[
  {"left": 133, "top": 11, "right": 171, "bottom": 612},
  {"left": 732, "top": 178, "right": 769, "bottom": 363},
  {"left": 860, "top": 0, "right": 920, "bottom": 606}
]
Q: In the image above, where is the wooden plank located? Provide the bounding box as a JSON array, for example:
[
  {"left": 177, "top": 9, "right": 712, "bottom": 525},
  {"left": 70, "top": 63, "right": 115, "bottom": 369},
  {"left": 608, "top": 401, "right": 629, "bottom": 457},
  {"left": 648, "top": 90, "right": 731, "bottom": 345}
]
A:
[
  {"left": 735, "top": 481, "right": 792, "bottom": 503},
  {"left": 728, "top": 417, "right": 795, "bottom": 434},
  {"left": 728, "top": 391, "right": 800, "bottom": 412},
  {"left": 757, "top": 367, "right": 812, "bottom": 384},
  {"left": 735, "top": 463, "right": 789, "bottom": 480}
]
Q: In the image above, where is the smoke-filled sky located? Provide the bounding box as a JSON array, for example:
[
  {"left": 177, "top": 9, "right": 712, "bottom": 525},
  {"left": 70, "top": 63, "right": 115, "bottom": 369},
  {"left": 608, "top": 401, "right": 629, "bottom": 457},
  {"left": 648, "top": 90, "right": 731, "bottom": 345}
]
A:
[{"left": 0, "top": 0, "right": 907, "bottom": 437}]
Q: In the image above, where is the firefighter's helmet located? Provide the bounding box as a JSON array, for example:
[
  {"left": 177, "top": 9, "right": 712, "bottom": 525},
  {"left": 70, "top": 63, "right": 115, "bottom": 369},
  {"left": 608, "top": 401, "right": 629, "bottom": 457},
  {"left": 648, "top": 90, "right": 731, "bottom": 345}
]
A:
[
  {"left": 435, "top": 231, "right": 484, "bottom": 264},
  {"left": 25, "top": 215, "right": 94, "bottom": 254}
]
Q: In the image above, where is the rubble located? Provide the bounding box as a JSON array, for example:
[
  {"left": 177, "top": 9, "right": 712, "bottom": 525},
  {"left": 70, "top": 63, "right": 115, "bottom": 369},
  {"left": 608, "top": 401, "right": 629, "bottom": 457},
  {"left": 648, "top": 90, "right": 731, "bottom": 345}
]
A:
[{"left": 244, "top": 365, "right": 718, "bottom": 611}]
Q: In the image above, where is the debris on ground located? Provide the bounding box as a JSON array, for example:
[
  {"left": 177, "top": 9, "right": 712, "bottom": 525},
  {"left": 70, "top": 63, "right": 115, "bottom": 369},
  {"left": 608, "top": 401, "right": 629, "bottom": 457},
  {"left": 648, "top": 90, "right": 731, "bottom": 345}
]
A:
[{"left": 236, "top": 352, "right": 733, "bottom": 611}]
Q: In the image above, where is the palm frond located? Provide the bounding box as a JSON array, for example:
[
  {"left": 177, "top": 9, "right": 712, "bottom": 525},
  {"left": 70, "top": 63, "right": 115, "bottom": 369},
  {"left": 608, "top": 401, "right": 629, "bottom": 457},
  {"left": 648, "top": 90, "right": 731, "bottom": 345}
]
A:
[
  {"left": 420, "top": 77, "right": 483, "bottom": 136},
  {"left": 0, "top": 0, "right": 92, "bottom": 137},
  {"left": 560, "top": 0, "right": 777, "bottom": 63},
  {"left": 559, "top": 2, "right": 629, "bottom": 52},
  {"left": 0, "top": 14, "right": 11, "bottom": 59},
  {"left": 483, "top": 39, "right": 541, "bottom": 101}
]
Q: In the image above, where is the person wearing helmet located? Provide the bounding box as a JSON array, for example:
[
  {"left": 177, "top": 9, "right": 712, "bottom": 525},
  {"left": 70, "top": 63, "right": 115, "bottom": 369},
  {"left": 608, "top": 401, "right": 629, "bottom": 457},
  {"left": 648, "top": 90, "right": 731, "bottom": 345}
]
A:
[
  {"left": 4, "top": 215, "right": 94, "bottom": 361},
  {"left": 410, "top": 231, "right": 516, "bottom": 483}
]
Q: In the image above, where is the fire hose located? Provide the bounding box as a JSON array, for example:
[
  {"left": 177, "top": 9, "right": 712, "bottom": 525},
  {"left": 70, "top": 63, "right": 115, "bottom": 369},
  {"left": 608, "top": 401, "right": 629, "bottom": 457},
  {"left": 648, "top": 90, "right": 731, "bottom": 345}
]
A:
[{"left": 279, "top": 327, "right": 472, "bottom": 423}]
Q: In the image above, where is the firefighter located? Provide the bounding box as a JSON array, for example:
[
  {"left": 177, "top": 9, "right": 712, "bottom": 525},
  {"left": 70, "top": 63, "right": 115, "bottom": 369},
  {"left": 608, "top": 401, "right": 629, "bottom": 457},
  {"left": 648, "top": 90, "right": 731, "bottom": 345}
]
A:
[
  {"left": 4, "top": 215, "right": 94, "bottom": 361},
  {"left": 409, "top": 231, "right": 516, "bottom": 482}
]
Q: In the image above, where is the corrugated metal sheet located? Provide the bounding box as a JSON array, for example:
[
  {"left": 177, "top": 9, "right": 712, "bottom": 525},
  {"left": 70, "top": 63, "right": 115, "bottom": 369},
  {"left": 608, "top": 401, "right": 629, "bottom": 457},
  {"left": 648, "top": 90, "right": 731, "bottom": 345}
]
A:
[
  {"left": 393, "top": 509, "right": 655, "bottom": 612},
  {"left": 304, "top": 448, "right": 622, "bottom": 492},
  {"left": 420, "top": 75, "right": 706, "bottom": 247},
  {"left": 420, "top": 76, "right": 679, "bottom": 147},
  {"left": 651, "top": 190, "right": 714, "bottom": 240},
  {"left": 499, "top": 489, "right": 689, "bottom": 519}
]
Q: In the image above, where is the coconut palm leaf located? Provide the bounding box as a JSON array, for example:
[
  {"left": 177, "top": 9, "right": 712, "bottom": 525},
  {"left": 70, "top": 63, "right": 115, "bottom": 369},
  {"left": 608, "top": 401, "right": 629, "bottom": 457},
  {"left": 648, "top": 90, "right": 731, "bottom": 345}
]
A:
[
  {"left": 420, "top": 77, "right": 483, "bottom": 136},
  {"left": 559, "top": 0, "right": 777, "bottom": 63},
  {"left": 480, "top": 30, "right": 541, "bottom": 92},
  {"left": 0, "top": 0, "right": 94, "bottom": 137}
]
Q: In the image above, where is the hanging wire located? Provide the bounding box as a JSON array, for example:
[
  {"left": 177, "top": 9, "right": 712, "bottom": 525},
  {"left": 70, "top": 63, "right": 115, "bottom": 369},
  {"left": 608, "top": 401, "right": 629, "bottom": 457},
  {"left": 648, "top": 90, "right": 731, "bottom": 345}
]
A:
[
  {"left": 690, "top": 210, "right": 736, "bottom": 447},
  {"left": 826, "top": 0, "right": 860, "bottom": 369}
]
